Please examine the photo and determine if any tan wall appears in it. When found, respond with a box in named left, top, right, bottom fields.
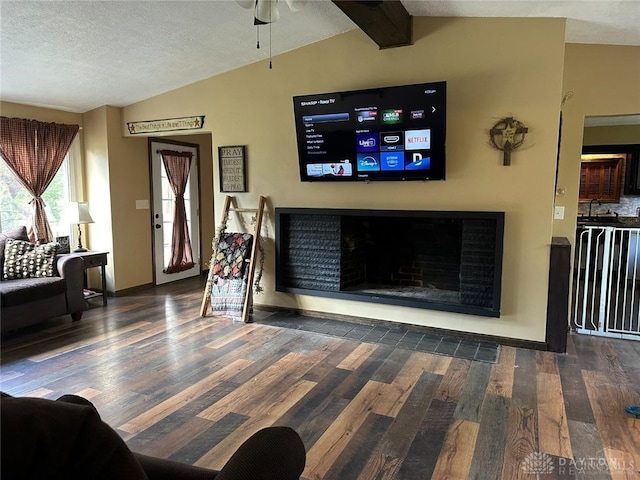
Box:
left=82, top=107, right=116, bottom=290
left=82, top=106, right=155, bottom=293
left=82, top=111, right=216, bottom=292
left=554, top=44, right=640, bottom=242
left=583, top=124, right=640, bottom=146
left=105, top=107, right=153, bottom=291
left=123, top=17, right=567, bottom=342
left=1, top=101, right=83, bottom=125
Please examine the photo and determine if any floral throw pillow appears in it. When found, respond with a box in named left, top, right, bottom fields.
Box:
left=3, top=239, right=59, bottom=280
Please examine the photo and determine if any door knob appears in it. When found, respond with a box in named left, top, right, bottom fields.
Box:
left=155, top=224, right=161, bottom=229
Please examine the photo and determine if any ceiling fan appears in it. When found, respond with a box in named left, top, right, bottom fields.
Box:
left=236, top=0, right=307, bottom=25
left=236, top=0, right=307, bottom=68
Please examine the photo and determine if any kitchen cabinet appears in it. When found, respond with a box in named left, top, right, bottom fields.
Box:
left=579, top=155, right=622, bottom=202
left=582, top=144, right=640, bottom=196
left=629, top=151, right=640, bottom=194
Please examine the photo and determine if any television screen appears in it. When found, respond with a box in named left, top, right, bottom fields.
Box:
left=292, top=81, right=446, bottom=182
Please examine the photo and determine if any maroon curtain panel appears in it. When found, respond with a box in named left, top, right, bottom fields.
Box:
left=160, top=150, right=195, bottom=274
left=0, top=117, right=79, bottom=243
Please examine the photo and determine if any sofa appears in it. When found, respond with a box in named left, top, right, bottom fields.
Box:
left=0, top=226, right=85, bottom=334
left=1, top=392, right=306, bottom=480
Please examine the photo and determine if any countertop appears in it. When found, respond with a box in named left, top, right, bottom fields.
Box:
left=577, top=215, right=640, bottom=227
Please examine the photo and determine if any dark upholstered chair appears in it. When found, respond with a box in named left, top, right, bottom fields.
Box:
left=0, top=392, right=306, bottom=480
left=0, top=226, right=85, bottom=333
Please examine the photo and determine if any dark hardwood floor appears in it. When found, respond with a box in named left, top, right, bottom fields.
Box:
left=1, top=276, right=639, bottom=479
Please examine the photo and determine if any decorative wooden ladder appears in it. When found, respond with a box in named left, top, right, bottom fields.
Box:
left=199, top=195, right=266, bottom=323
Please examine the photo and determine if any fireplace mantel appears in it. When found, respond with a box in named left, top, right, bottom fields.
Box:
left=275, top=208, right=505, bottom=317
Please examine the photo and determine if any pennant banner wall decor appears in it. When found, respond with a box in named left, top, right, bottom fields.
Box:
left=127, top=116, right=205, bottom=134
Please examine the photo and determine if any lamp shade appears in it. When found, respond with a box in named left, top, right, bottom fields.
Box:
left=68, top=202, right=94, bottom=224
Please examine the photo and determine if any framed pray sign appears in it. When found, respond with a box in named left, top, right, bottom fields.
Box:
left=218, top=146, right=247, bottom=192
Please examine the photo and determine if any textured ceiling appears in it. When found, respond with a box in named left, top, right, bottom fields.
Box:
left=1, top=0, right=639, bottom=114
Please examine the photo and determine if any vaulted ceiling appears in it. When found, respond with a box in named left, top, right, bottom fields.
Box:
left=1, top=0, right=639, bottom=113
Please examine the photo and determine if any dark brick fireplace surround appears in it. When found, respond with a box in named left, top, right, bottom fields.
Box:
left=275, top=208, right=505, bottom=317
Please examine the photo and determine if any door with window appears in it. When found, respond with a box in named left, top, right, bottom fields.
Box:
left=150, top=140, right=200, bottom=285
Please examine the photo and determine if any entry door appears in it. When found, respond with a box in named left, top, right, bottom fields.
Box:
left=150, top=140, right=200, bottom=285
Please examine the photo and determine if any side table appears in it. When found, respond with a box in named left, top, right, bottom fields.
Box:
left=67, top=250, right=109, bottom=306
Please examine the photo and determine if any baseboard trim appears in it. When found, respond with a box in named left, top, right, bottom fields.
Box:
left=112, top=282, right=154, bottom=297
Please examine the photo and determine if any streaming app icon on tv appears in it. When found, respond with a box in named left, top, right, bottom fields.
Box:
left=382, top=109, right=403, bottom=124
left=357, top=153, right=380, bottom=172
left=381, top=152, right=404, bottom=171
left=405, top=129, right=431, bottom=150
left=380, top=131, right=404, bottom=151
left=356, top=132, right=379, bottom=153
left=356, top=110, right=377, bottom=123
left=405, top=152, right=431, bottom=170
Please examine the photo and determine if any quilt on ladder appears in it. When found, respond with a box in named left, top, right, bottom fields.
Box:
left=210, top=232, right=254, bottom=320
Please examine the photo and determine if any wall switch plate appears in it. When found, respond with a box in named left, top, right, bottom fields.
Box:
left=136, top=199, right=149, bottom=210
left=554, top=206, right=565, bottom=220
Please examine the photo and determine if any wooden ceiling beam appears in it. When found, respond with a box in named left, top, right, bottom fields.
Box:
left=331, top=0, right=412, bottom=49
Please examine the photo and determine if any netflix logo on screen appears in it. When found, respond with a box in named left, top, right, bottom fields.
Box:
left=405, top=129, right=431, bottom=150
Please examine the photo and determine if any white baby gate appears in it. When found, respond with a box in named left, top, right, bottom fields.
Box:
left=572, top=225, right=640, bottom=339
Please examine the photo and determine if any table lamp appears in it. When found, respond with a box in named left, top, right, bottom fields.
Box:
left=68, top=201, right=94, bottom=252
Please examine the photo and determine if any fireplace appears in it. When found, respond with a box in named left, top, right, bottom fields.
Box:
left=275, top=208, right=505, bottom=317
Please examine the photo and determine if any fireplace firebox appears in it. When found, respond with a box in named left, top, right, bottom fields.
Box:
left=275, top=208, right=505, bottom=317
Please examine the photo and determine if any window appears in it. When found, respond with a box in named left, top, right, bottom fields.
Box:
left=0, top=139, right=77, bottom=238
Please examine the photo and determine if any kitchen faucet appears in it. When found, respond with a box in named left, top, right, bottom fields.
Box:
left=588, top=198, right=601, bottom=218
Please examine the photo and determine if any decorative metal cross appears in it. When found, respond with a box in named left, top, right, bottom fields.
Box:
left=489, top=116, right=529, bottom=165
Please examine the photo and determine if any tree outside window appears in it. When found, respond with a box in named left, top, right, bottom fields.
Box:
left=0, top=154, right=72, bottom=238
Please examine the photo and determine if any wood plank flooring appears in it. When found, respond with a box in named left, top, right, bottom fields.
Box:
left=1, top=276, right=640, bottom=479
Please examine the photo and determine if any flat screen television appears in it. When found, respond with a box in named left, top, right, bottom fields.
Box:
left=292, top=81, right=446, bottom=182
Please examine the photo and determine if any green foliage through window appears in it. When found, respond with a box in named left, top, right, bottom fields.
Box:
left=0, top=157, right=72, bottom=237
